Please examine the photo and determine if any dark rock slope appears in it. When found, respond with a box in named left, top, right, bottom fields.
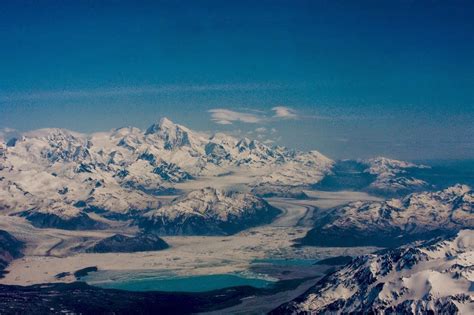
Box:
left=86, top=233, right=169, bottom=253
left=0, top=230, right=23, bottom=278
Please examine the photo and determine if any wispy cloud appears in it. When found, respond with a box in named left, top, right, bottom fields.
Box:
left=208, top=109, right=264, bottom=125
left=272, top=106, right=298, bottom=119
left=0, top=83, right=282, bottom=102
left=208, top=105, right=345, bottom=126
left=209, top=106, right=301, bottom=125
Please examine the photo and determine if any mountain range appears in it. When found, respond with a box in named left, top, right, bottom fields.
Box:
left=301, top=184, right=474, bottom=247
left=0, top=118, right=468, bottom=235
left=0, top=118, right=331, bottom=231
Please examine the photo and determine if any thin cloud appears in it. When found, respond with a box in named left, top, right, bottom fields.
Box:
left=209, top=106, right=337, bottom=126
left=272, top=106, right=298, bottom=119
left=208, top=109, right=263, bottom=125
left=263, top=139, right=275, bottom=144
left=0, top=83, right=282, bottom=102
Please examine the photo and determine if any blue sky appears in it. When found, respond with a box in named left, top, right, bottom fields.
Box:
left=1, top=0, right=473, bottom=160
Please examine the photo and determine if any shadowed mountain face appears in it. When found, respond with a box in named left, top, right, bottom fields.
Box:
left=0, top=230, right=23, bottom=278
left=313, top=160, right=377, bottom=192
left=86, top=233, right=169, bottom=253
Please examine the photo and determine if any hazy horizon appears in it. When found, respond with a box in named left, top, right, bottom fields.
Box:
left=1, top=1, right=473, bottom=160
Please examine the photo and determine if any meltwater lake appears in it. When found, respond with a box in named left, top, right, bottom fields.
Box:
left=82, top=271, right=276, bottom=292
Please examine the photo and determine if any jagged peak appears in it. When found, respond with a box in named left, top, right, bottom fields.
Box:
left=158, top=117, right=174, bottom=127
left=145, top=117, right=187, bottom=135
left=236, top=137, right=252, bottom=148
left=442, top=183, right=471, bottom=195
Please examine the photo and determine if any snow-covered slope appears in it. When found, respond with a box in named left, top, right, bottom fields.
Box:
left=363, top=157, right=431, bottom=195
left=0, top=118, right=331, bottom=229
left=139, top=187, right=281, bottom=235
left=302, top=185, right=474, bottom=247
left=313, top=158, right=433, bottom=197
left=273, top=229, right=474, bottom=314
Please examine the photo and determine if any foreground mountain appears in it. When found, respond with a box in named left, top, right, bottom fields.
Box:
left=139, top=187, right=281, bottom=235
left=0, top=230, right=23, bottom=278
left=0, top=118, right=332, bottom=229
left=301, top=185, right=474, bottom=247
left=273, top=230, right=474, bottom=314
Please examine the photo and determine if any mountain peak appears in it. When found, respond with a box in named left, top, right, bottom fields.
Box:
left=158, top=117, right=174, bottom=128
left=145, top=117, right=179, bottom=135
left=444, top=183, right=471, bottom=195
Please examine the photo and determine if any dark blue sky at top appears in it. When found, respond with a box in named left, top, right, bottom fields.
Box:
left=0, top=0, right=473, bottom=160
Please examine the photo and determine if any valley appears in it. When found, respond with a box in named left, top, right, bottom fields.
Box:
left=0, top=190, right=379, bottom=287
left=0, top=118, right=472, bottom=314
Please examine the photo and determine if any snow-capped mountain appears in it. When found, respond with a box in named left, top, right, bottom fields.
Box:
left=313, top=158, right=433, bottom=197
left=139, top=187, right=281, bottom=235
left=363, top=157, right=431, bottom=195
left=272, top=229, right=474, bottom=314
left=0, top=118, right=332, bottom=229
left=301, top=184, right=474, bottom=247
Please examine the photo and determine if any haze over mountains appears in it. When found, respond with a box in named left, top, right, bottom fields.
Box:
left=0, top=117, right=472, bottom=314
left=0, top=118, right=333, bottom=231
left=1, top=118, right=471, bottom=237
left=302, top=184, right=474, bottom=247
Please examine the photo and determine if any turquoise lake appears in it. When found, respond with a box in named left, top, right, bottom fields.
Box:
left=252, top=258, right=317, bottom=266
left=83, top=272, right=275, bottom=292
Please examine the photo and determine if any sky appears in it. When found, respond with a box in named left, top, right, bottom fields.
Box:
left=1, top=0, right=473, bottom=160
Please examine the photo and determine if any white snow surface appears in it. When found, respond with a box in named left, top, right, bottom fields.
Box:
left=363, top=157, right=431, bottom=192
left=278, top=229, right=474, bottom=314
left=322, top=184, right=474, bottom=234
left=144, top=187, right=270, bottom=221
left=0, top=118, right=332, bottom=220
